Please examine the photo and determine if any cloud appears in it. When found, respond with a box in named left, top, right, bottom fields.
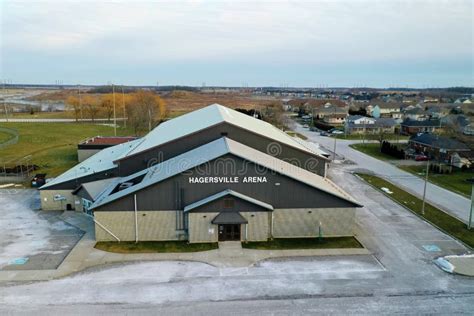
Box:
left=1, top=0, right=472, bottom=86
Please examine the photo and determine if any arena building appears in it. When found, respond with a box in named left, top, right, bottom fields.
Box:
left=40, top=104, right=361, bottom=242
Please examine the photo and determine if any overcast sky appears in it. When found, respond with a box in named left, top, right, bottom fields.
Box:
left=1, top=0, right=472, bottom=87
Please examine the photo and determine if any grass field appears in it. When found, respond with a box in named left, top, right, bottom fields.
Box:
left=0, top=130, right=16, bottom=143
left=95, top=241, right=218, bottom=253
left=357, top=173, right=474, bottom=248
left=399, top=165, right=473, bottom=197
left=349, top=143, right=400, bottom=161
left=0, top=122, right=135, bottom=177
left=242, top=237, right=363, bottom=250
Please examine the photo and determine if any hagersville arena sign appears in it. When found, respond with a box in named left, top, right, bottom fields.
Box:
left=188, top=176, right=268, bottom=184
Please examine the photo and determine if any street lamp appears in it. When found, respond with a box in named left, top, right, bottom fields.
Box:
left=466, top=178, right=474, bottom=230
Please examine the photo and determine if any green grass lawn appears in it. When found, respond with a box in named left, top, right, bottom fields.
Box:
left=242, top=237, right=362, bottom=250
left=399, top=165, right=473, bottom=197
left=0, top=122, right=136, bottom=177
left=349, top=143, right=401, bottom=161
left=95, top=241, right=218, bottom=253
left=0, top=130, right=16, bottom=143
left=357, top=173, right=474, bottom=248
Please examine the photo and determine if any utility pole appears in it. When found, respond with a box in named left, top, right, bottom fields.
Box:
left=112, top=84, right=117, bottom=136
left=421, top=160, right=430, bottom=216
left=78, top=85, right=83, bottom=121
left=332, top=106, right=337, bottom=161
left=2, top=80, right=8, bottom=122
left=121, top=85, right=126, bottom=128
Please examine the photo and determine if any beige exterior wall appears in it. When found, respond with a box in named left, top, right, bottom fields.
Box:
left=188, top=212, right=219, bottom=243
left=241, top=212, right=270, bottom=241
left=94, top=210, right=179, bottom=242
left=273, top=208, right=355, bottom=238
left=74, top=196, right=84, bottom=212
left=40, top=190, right=75, bottom=211
left=94, top=208, right=354, bottom=242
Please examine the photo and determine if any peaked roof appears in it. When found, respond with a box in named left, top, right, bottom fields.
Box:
left=117, top=104, right=326, bottom=161
left=72, top=178, right=117, bottom=201
left=183, top=189, right=274, bottom=212
left=401, top=119, right=441, bottom=127
left=212, top=212, right=248, bottom=225
left=40, top=138, right=142, bottom=189
left=409, top=133, right=470, bottom=150
left=91, top=137, right=361, bottom=210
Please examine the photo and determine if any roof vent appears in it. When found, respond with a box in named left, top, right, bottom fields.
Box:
left=118, top=182, right=134, bottom=191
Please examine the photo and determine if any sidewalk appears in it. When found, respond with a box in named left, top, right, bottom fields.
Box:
left=0, top=212, right=369, bottom=283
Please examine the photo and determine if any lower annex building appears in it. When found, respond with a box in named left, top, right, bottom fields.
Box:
left=40, top=104, right=361, bottom=243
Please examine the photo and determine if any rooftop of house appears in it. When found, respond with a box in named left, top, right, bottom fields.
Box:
left=401, top=119, right=441, bottom=127
left=409, top=133, right=470, bottom=151
left=79, top=136, right=139, bottom=146
left=368, top=101, right=403, bottom=109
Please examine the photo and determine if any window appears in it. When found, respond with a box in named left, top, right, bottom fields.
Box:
left=223, top=198, right=234, bottom=208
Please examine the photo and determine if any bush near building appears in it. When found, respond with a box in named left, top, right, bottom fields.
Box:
left=381, top=140, right=406, bottom=159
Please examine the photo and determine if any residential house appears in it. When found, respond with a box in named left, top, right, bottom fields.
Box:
left=441, top=115, right=471, bottom=134
left=345, top=115, right=396, bottom=135
left=401, top=119, right=442, bottom=135
left=403, top=107, right=428, bottom=121
left=310, top=101, right=349, bottom=125
left=408, top=133, right=471, bottom=167
left=366, top=101, right=402, bottom=119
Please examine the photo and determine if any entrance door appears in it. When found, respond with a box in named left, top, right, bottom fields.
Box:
left=218, top=224, right=241, bottom=241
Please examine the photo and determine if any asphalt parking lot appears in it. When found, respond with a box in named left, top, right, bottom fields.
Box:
left=0, top=189, right=84, bottom=270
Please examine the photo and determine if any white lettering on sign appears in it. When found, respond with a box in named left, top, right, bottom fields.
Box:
left=188, top=176, right=267, bottom=184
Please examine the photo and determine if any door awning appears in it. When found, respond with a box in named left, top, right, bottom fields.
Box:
left=212, top=212, right=248, bottom=225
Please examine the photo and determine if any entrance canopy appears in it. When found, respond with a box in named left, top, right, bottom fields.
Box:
left=212, top=212, right=248, bottom=225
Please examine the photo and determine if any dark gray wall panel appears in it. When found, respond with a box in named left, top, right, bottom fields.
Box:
left=97, top=155, right=354, bottom=212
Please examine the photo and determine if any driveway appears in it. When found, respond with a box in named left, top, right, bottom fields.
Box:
left=295, top=124, right=472, bottom=223
left=0, top=189, right=84, bottom=270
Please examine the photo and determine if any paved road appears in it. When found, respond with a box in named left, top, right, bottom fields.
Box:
left=1, top=165, right=472, bottom=313
left=295, top=124, right=472, bottom=224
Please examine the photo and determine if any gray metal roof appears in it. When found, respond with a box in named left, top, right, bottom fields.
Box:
left=117, top=104, right=327, bottom=161
left=76, top=178, right=118, bottom=201
left=409, top=133, right=470, bottom=151
left=183, top=189, right=274, bottom=212
left=212, top=212, right=248, bottom=224
left=91, top=137, right=361, bottom=210
left=40, top=139, right=142, bottom=189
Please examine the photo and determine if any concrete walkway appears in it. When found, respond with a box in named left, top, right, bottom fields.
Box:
left=0, top=212, right=369, bottom=282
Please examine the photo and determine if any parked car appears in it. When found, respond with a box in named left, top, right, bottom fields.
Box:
left=31, top=173, right=46, bottom=187
left=415, top=155, right=429, bottom=161
left=320, top=131, right=330, bottom=136
left=331, top=130, right=344, bottom=135
left=302, top=124, right=309, bottom=129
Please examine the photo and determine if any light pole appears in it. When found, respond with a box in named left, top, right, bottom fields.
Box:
left=121, top=85, right=126, bottom=128
left=2, top=80, right=8, bottom=122
left=112, top=84, right=117, bottom=136
left=421, top=159, right=430, bottom=216
left=332, top=106, right=337, bottom=161
left=466, top=178, right=474, bottom=230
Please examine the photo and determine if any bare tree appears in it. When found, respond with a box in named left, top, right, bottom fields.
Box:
left=126, top=90, right=166, bottom=134
left=83, top=95, right=100, bottom=122
left=65, top=95, right=81, bottom=122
